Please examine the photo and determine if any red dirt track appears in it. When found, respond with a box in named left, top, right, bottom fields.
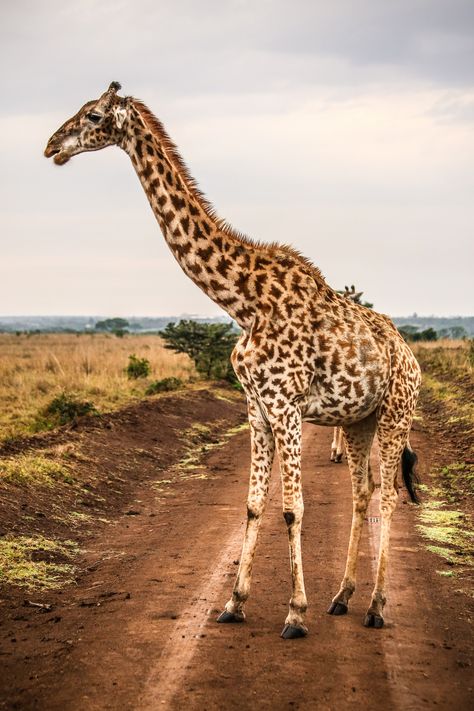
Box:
left=1, top=395, right=473, bottom=710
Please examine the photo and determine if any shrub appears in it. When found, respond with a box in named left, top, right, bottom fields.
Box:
left=126, top=354, right=151, bottom=379
left=145, top=377, right=183, bottom=395
left=112, top=328, right=127, bottom=338
left=37, top=392, right=97, bottom=429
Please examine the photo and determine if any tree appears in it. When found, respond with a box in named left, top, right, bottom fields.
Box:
left=449, top=326, right=467, bottom=340
left=418, top=327, right=438, bottom=342
left=161, top=320, right=239, bottom=381
left=398, top=326, right=438, bottom=342
left=95, top=317, right=130, bottom=334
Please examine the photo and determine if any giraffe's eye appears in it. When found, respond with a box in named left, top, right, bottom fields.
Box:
left=86, top=112, right=102, bottom=124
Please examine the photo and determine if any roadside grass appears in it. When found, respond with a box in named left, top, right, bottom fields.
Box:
left=177, top=420, right=249, bottom=473
left=0, top=391, right=246, bottom=589
left=413, top=339, right=474, bottom=589
left=412, top=339, right=473, bottom=376
left=440, top=462, right=474, bottom=496
left=417, top=497, right=474, bottom=576
left=0, top=453, right=73, bottom=486
left=0, top=534, right=78, bottom=590
left=0, top=440, right=95, bottom=487
left=0, top=332, right=195, bottom=441
left=154, top=420, right=249, bottom=493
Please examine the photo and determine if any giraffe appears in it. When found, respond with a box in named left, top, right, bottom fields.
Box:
left=330, top=285, right=366, bottom=463
left=44, top=82, right=421, bottom=638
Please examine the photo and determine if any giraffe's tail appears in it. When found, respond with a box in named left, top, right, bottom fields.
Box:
left=401, top=445, right=420, bottom=504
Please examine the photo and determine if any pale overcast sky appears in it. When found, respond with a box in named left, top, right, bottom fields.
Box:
left=1, top=0, right=473, bottom=317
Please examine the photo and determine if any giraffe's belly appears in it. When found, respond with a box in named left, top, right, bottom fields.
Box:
left=301, top=403, right=377, bottom=427
left=301, top=374, right=386, bottom=426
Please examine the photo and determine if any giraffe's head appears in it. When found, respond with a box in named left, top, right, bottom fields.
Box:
left=44, top=82, right=128, bottom=165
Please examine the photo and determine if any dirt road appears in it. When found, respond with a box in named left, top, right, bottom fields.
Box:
left=1, top=394, right=473, bottom=710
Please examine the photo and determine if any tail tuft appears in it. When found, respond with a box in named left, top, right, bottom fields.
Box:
left=401, top=447, right=420, bottom=504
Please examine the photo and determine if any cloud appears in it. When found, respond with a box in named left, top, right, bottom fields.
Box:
left=0, top=0, right=473, bottom=316
left=2, top=0, right=474, bottom=114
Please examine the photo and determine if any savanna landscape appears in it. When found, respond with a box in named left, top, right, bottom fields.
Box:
left=2, top=3, right=474, bottom=709
left=0, top=331, right=472, bottom=709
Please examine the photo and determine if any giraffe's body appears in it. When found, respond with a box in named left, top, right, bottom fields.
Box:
left=45, top=83, right=421, bottom=636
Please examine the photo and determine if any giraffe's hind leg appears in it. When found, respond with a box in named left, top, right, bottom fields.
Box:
left=363, top=346, right=421, bottom=628
left=335, top=426, right=344, bottom=463
left=330, top=427, right=344, bottom=463
left=328, top=414, right=376, bottom=616
left=363, top=425, right=409, bottom=629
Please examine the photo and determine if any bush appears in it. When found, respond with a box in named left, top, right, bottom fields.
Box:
left=145, top=377, right=183, bottom=395
left=38, top=392, right=97, bottom=429
left=160, top=320, right=239, bottom=382
left=126, top=354, right=151, bottom=379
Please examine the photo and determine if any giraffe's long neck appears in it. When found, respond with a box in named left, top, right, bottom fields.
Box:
left=119, top=101, right=261, bottom=329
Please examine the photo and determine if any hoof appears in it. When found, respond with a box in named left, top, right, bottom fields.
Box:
left=280, top=623, right=308, bottom=639
left=335, top=455, right=343, bottom=463
left=217, top=610, right=244, bottom=624
left=327, top=601, right=348, bottom=616
left=363, top=613, right=384, bottom=629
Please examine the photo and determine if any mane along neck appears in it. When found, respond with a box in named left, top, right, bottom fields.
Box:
left=121, top=99, right=326, bottom=330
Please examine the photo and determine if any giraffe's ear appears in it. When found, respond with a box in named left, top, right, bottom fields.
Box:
left=113, top=106, right=127, bottom=129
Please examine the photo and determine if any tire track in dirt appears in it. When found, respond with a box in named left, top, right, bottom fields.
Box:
left=136, top=480, right=268, bottom=710
left=137, top=428, right=307, bottom=710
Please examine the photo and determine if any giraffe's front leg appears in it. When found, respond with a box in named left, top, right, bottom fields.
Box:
left=273, top=410, right=308, bottom=639
left=217, top=404, right=274, bottom=624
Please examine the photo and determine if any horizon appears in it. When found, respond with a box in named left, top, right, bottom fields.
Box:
left=1, top=312, right=473, bottom=320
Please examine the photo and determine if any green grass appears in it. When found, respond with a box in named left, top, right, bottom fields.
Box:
left=152, top=419, right=249, bottom=492
left=145, top=377, right=183, bottom=395
left=440, top=462, right=474, bottom=495
left=0, top=534, right=78, bottom=589
left=417, top=497, right=474, bottom=568
left=0, top=454, right=74, bottom=486
left=176, top=420, right=249, bottom=472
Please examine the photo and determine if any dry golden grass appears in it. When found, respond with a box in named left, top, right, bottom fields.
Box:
left=412, top=338, right=469, bottom=351
left=0, top=333, right=195, bottom=440
left=412, top=339, right=473, bottom=375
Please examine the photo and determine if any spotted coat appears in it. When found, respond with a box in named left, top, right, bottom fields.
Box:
left=45, top=83, right=422, bottom=635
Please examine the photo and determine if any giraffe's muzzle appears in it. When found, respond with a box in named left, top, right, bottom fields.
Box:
left=44, top=143, right=71, bottom=165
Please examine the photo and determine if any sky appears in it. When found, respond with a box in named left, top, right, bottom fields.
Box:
left=0, top=0, right=473, bottom=318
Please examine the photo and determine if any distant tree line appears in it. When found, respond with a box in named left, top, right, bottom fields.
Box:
left=398, top=325, right=469, bottom=342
